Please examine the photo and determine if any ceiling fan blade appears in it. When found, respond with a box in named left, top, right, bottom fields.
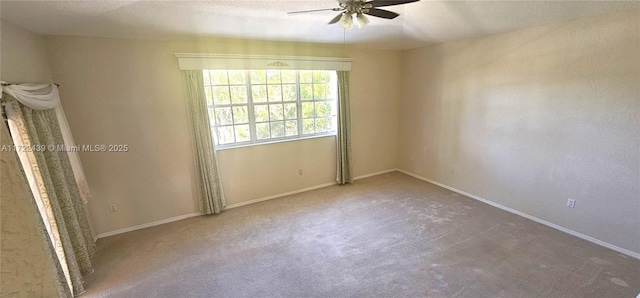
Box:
left=287, top=8, right=341, bottom=15
left=364, top=8, right=399, bottom=19
left=366, top=0, right=420, bottom=8
left=328, top=13, right=343, bottom=24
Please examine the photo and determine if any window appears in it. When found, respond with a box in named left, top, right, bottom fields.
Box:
left=203, top=69, right=337, bottom=148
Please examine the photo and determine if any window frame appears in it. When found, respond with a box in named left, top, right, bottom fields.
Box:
left=203, top=69, right=338, bottom=149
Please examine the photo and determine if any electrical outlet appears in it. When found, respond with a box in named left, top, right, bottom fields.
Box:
left=298, top=169, right=303, bottom=175
left=109, top=204, right=118, bottom=212
left=566, top=199, right=576, bottom=208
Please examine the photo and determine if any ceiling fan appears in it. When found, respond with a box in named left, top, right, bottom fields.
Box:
left=287, top=0, right=420, bottom=30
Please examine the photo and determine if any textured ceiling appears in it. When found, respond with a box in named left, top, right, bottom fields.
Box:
left=1, top=1, right=638, bottom=50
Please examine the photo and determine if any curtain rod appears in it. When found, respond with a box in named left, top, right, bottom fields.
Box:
left=1, top=83, right=60, bottom=87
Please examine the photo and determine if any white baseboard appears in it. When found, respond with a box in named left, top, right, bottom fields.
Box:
left=396, top=169, right=640, bottom=260
left=226, top=182, right=338, bottom=209
left=96, top=213, right=201, bottom=239
left=354, top=168, right=398, bottom=180
left=226, top=168, right=398, bottom=209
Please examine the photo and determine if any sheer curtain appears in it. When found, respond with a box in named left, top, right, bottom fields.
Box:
left=336, top=71, right=353, bottom=184
left=1, top=83, right=95, bottom=296
left=182, top=71, right=226, bottom=214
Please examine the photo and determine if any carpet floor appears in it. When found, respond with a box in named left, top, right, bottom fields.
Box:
left=82, top=172, right=640, bottom=297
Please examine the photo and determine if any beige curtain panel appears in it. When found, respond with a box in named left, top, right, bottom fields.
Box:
left=0, top=115, right=72, bottom=298
left=182, top=70, right=226, bottom=214
left=2, top=95, right=96, bottom=296
left=336, top=71, right=353, bottom=184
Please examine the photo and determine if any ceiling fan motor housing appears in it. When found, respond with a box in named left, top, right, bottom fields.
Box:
left=340, top=1, right=374, bottom=15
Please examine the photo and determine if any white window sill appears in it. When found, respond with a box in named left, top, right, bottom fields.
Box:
left=215, top=133, right=336, bottom=151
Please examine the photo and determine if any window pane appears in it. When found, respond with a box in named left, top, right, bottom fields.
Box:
left=300, top=84, right=313, bottom=100
left=208, top=108, right=216, bottom=125
left=212, top=86, right=230, bottom=105
left=214, top=107, right=233, bottom=125
left=330, top=115, right=337, bottom=131
left=252, top=85, right=267, bottom=103
left=228, top=70, right=246, bottom=84
left=285, top=120, right=298, bottom=136
left=315, top=117, right=330, bottom=132
left=303, top=119, right=315, bottom=134
left=313, top=71, right=330, bottom=83
left=256, top=123, right=270, bottom=140
left=284, top=103, right=297, bottom=120
left=235, top=124, right=250, bottom=142
left=282, top=84, right=296, bottom=101
left=269, top=104, right=284, bottom=121
left=325, top=83, right=335, bottom=99
left=230, top=86, right=247, bottom=103
left=203, top=70, right=211, bottom=85
left=302, top=102, right=314, bottom=118
left=205, top=87, right=213, bottom=105
left=233, top=106, right=248, bottom=124
left=250, top=70, right=266, bottom=84
left=254, top=105, right=269, bottom=122
left=210, top=70, right=228, bottom=85
left=267, top=70, right=281, bottom=84
left=315, top=102, right=331, bottom=117
left=281, top=70, right=296, bottom=83
left=300, top=71, right=313, bottom=83
left=271, top=121, right=285, bottom=138
left=216, top=126, right=234, bottom=144
left=268, top=85, right=282, bottom=102
left=313, top=84, right=326, bottom=99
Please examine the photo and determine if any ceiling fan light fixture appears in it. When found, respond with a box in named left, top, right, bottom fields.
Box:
left=356, top=13, right=370, bottom=28
left=339, top=12, right=354, bottom=30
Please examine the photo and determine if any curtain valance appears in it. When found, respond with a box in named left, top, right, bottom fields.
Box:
left=175, top=53, right=352, bottom=71
left=1, top=82, right=60, bottom=110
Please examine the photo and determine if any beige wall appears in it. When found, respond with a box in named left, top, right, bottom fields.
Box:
left=45, top=36, right=401, bottom=235
left=0, top=20, right=52, bottom=83
left=399, top=9, right=640, bottom=254
left=0, top=20, right=59, bottom=297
